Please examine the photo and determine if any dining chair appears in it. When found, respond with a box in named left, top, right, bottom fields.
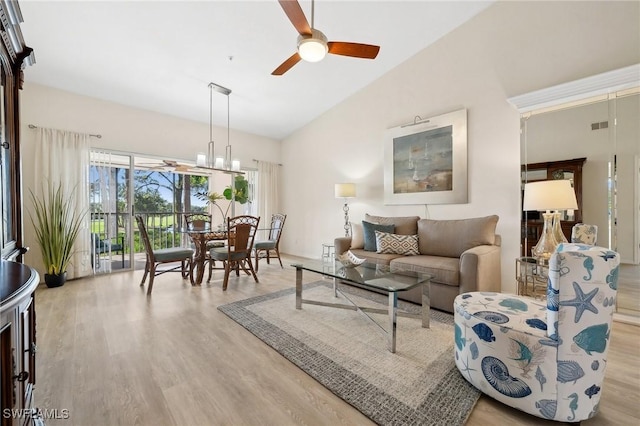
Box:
left=208, top=215, right=260, bottom=290
left=254, top=213, right=287, bottom=272
left=184, top=212, right=212, bottom=231
left=135, top=215, right=194, bottom=295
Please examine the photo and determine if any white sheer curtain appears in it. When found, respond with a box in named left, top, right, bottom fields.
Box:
left=33, top=128, right=92, bottom=279
left=255, top=161, right=281, bottom=226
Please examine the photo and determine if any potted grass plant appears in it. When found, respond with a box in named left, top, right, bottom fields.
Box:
left=29, top=182, right=86, bottom=288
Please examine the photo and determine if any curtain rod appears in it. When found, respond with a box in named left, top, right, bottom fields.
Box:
left=28, top=124, right=102, bottom=139
left=252, top=159, right=282, bottom=166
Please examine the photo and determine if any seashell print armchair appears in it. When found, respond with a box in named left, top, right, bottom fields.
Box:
left=571, top=223, right=598, bottom=245
left=453, top=243, right=619, bottom=422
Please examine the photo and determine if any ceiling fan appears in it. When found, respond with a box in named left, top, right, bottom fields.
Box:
left=272, top=0, right=380, bottom=75
left=139, top=159, right=193, bottom=173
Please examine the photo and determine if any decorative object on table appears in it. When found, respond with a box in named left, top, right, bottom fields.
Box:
left=271, top=0, right=380, bottom=75
left=522, top=179, right=578, bottom=263
left=219, top=281, right=479, bottom=425
left=384, top=108, right=467, bottom=205
left=454, top=244, right=620, bottom=422
left=135, top=215, right=193, bottom=295
left=196, top=175, right=250, bottom=225
left=195, top=192, right=227, bottom=224
left=29, top=182, right=87, bottom=288
left=334, top=182, right=355, bottom=237
left=254, top=213, right=287, bottom=271
left=337, top=250, right=365, bottom=267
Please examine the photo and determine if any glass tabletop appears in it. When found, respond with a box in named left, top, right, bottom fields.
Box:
left=291, top=259, right=430, bottom=293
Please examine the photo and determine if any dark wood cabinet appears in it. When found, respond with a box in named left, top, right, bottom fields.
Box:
left=521, top=157, right=586, bottom=256
left=0, top=1, right=37, bottom=424
left=0, top=0, right=34, bottom=261
left=0, top=260, right=39, bottom=426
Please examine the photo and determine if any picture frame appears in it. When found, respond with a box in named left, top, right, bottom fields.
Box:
left=384, top=108, right=467, bottom=205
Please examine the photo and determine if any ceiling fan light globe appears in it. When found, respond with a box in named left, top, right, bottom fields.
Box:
left=297, top=29, right=328, bottom=62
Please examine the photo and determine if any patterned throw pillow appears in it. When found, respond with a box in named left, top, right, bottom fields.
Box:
left=375, top=231, right=419, bottom=255
left=362, top=221, right=395, bottom=251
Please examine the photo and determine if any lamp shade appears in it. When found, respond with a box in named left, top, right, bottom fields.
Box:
left=523, top=180, right=578, bottom=211
left=335, top=183, right=356, bottom=198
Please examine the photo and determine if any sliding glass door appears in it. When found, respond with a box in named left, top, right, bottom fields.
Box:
left=89, top=150, right=212, bottom=274
left=90, top=151, right=133, bottom=273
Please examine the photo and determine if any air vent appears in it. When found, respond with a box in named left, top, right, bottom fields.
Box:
left=591, top=121, right=609, bottom=130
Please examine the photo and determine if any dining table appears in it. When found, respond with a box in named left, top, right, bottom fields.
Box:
left=179, top=223, right=271, bottom=286
left=179, top=227, right=228, bottom=285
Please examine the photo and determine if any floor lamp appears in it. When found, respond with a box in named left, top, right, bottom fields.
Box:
left=523, top=179, right=578, bottom=264
left=335, top=183, right=356, bottom=237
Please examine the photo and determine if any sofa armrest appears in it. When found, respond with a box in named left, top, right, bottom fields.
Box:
left=334, top=237, right=352, bottom=257
left=459, top=244, right=501, bottom=294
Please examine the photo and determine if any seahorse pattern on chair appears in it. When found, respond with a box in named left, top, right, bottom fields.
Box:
left=454, top=243, right=619, bottom=422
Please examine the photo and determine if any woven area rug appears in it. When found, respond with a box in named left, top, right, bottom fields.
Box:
left=218, top=281, right=480, bottom=425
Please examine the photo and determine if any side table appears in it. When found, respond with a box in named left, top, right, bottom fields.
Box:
left=515, top=257, right=548, bottom=299
left=321, top=243, right=335, bottom=263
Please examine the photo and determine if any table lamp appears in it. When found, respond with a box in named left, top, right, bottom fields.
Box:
left=335, top=183, right=356, bottom=237
left=523, top=180, right=578, bottom=263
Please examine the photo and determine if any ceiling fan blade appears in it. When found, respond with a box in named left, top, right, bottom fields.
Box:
left=327, top=42, right=380, bottom=59
left=272, top=52, right=302, bottom=76
left=278, top=0, right=311, bottom=35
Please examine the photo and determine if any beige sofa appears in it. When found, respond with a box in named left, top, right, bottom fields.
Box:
left=334, top=214, right=501, bottom=313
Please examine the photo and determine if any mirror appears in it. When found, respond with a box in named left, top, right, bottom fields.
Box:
left=521, top=89, right=640, bottom=321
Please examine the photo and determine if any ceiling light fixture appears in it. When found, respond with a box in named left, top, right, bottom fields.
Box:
left=197, top=82, right=239, bottom=172
left=298, top=29, right=328, bottom=62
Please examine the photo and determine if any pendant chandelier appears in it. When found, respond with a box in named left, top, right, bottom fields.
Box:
left=196, top=82, right=240, bottom=171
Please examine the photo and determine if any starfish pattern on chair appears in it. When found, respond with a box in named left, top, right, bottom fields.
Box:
left=559, top=281, right=599, bottom=322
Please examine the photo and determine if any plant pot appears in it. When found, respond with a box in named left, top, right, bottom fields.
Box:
left=44, top=272, right=67, bottom=288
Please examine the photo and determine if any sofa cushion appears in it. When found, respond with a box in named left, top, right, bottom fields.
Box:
left=375, top=231, right=419, bottom=255
left=391, top=255, right=460, bottom=286
left=350, top=222, right=364, bottom=249
left=418, top=215, right=498, bottom=258
left=362, top=221, right=394, bottom=251
left=365, top=213, right=419, bottom=235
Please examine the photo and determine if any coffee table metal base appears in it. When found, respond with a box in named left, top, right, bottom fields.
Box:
left=295, top=267, right=430, bottom=353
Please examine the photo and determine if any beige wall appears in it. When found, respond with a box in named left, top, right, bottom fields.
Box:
left=280, top=0, right=640, bottom=292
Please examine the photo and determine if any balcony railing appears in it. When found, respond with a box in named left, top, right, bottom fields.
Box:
left=90, top=211, right=202, bottom=257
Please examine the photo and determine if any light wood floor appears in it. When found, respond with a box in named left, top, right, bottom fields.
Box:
left=35, top=255, right=640, bottom=425
left=618, top=264, right=640, bottom=318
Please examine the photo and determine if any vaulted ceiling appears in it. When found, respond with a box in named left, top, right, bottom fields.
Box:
left=20, top=1, right=493, bottom=140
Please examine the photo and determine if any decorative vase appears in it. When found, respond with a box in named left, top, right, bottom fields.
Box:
left=44, top=271, right=67, bottom=288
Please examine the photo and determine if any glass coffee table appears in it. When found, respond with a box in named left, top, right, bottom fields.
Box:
left=291, top=259, right=431, bottom=353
